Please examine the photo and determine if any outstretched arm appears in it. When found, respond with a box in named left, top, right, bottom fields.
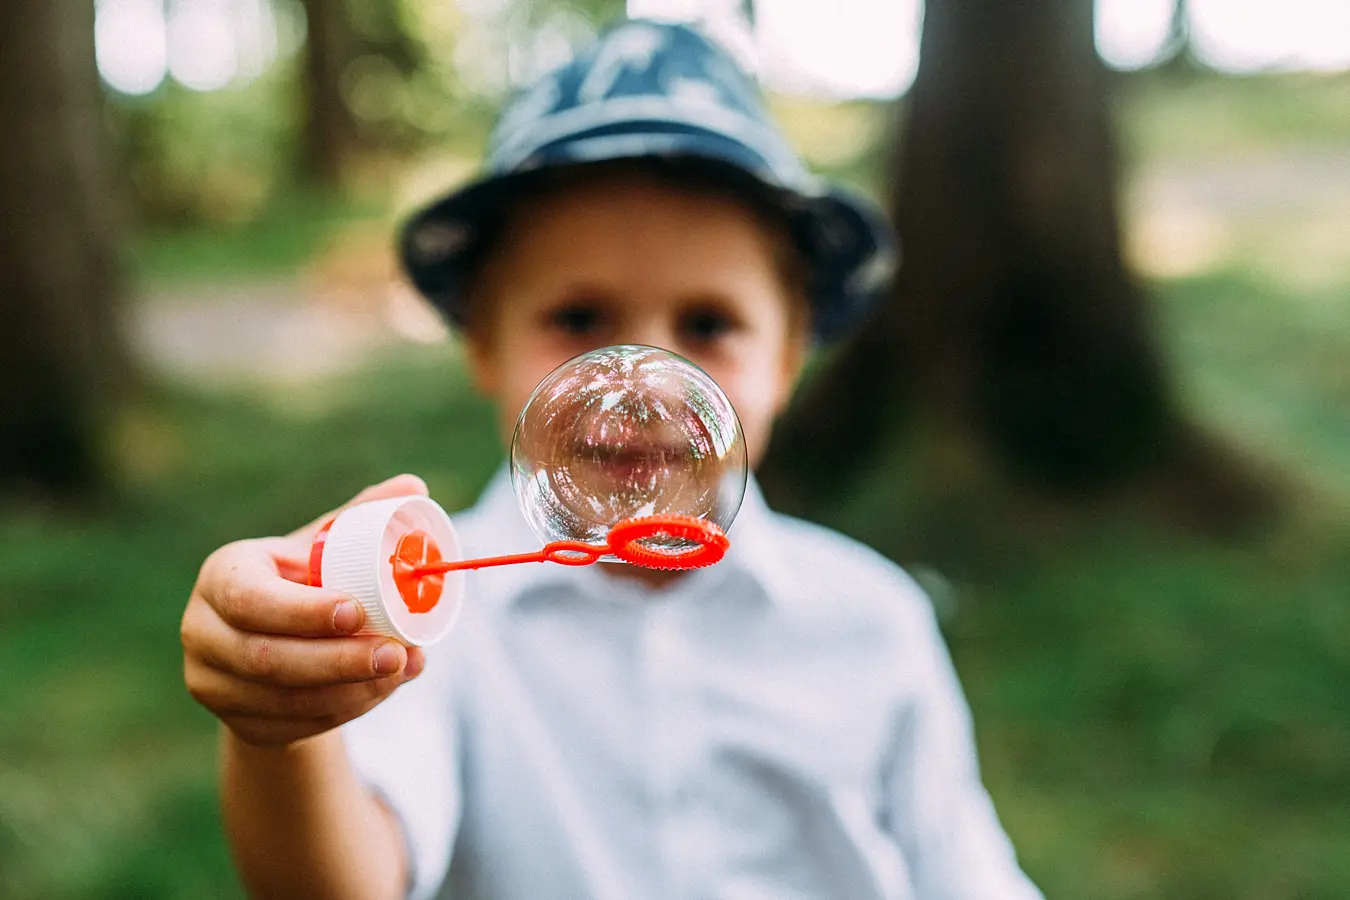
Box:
left=183, top=476, right=433, bottom=899
left=223, top=730, right=409, bottom=900
left=882, top=605, right=1043, bottom=900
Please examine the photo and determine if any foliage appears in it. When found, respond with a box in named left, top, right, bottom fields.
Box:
left=104, top=0, right=629, bottom=228
left=109, top=64, right=304, bottom=226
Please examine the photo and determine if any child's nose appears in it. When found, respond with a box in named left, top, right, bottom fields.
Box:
left=616, top=320, right=675, bottom=353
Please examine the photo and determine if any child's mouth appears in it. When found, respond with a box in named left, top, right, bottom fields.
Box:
left=575, top=442, right=697, bottom=484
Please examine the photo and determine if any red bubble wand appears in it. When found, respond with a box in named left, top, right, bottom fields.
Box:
left=310, top=513, right=728, bottom=617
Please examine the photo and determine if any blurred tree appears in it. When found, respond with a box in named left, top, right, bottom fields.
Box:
left=0, top=0, right=130, bottom=498
left=299, top=0, right=365, bottom=185
left=762, top=0, right=1272, bottom=529
left=297, top=0, right=625, bottom=186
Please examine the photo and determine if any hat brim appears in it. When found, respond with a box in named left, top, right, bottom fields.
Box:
left=399, top=146, right=896, bottom=342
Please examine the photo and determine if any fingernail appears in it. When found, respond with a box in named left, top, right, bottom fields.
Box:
left=404, top=649, right=426, bottom=679
left=373, top=642, right=403, bottom=676
left=333, top=600, right=362, bottom=634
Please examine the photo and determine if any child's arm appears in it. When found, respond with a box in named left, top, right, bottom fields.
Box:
left=181, top=475, right=431, bottom=899
left=883, top=603, right=1044, bottom=900
left=222, top=729, right=408, bottom=900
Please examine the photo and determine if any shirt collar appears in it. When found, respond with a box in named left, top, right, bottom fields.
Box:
left=454, top=466, right=789, bottom=607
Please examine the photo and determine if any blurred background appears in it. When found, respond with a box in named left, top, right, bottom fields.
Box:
left=1, top=0, right=1348, bottom=897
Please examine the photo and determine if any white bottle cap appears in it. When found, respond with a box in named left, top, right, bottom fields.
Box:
left=320, top=496, right=464, bottom=646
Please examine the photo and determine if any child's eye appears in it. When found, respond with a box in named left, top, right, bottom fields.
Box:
left=548, top=305, right=603, bottom=335
left=680, top=308, right=736, bottom=342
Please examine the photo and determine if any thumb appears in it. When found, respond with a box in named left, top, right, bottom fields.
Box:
left=288, top=473, right=430, bottom=543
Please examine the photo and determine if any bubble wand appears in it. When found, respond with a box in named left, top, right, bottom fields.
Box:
left=308, top=511, right=728, bottom=620
left=307, top=346, right=745, bottom=647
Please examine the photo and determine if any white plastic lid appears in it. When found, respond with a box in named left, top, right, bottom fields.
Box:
left=320, top=496, right=464, bottom=646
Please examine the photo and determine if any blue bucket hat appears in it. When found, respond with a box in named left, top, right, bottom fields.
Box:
left=399, top=19, right=897, bottom=342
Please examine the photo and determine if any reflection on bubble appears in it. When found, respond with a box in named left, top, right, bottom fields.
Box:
left=510, top=345, right=747, bottom=551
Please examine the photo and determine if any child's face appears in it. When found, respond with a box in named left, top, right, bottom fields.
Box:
left=464, top=171, right=809, bottom=469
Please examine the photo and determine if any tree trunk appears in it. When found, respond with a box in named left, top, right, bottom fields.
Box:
left=0, top=0, right=130, bottom=498
left=299, top=0, right=363, bottom=186
left=762, top=0, right=1184, bottom=508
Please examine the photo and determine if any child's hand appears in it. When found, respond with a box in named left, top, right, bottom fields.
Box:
left=181, top=475, right=430, bottom=747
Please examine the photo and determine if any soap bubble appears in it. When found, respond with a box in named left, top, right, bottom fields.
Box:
left=510, top=345, right=747, bottom=552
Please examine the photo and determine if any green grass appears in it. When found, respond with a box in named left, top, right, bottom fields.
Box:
left=0, top=348, right=500, bottom=900
left=1118, top=70, right=1350, bottom=161
left=811, top=253, right=1350, bottom=897
left=129, top=190, right=390, bottom=286
left=956, top=517, right=1350, bottom=900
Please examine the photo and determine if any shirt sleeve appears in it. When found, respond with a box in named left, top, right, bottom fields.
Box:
left=882, top=602, right=1043, bottom=900
left=342, top=661, right=461, bottom=900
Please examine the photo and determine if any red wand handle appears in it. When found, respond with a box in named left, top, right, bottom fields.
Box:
left=404, top=514, right=728, bottom=581
left=414, top=540, right=609, bottom=574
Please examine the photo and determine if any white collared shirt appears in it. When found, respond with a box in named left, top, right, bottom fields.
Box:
left=343, top=472, right=1042, bottom=900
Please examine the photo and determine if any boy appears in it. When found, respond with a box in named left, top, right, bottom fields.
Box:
left=180, top=20, right=1043, bottom=900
